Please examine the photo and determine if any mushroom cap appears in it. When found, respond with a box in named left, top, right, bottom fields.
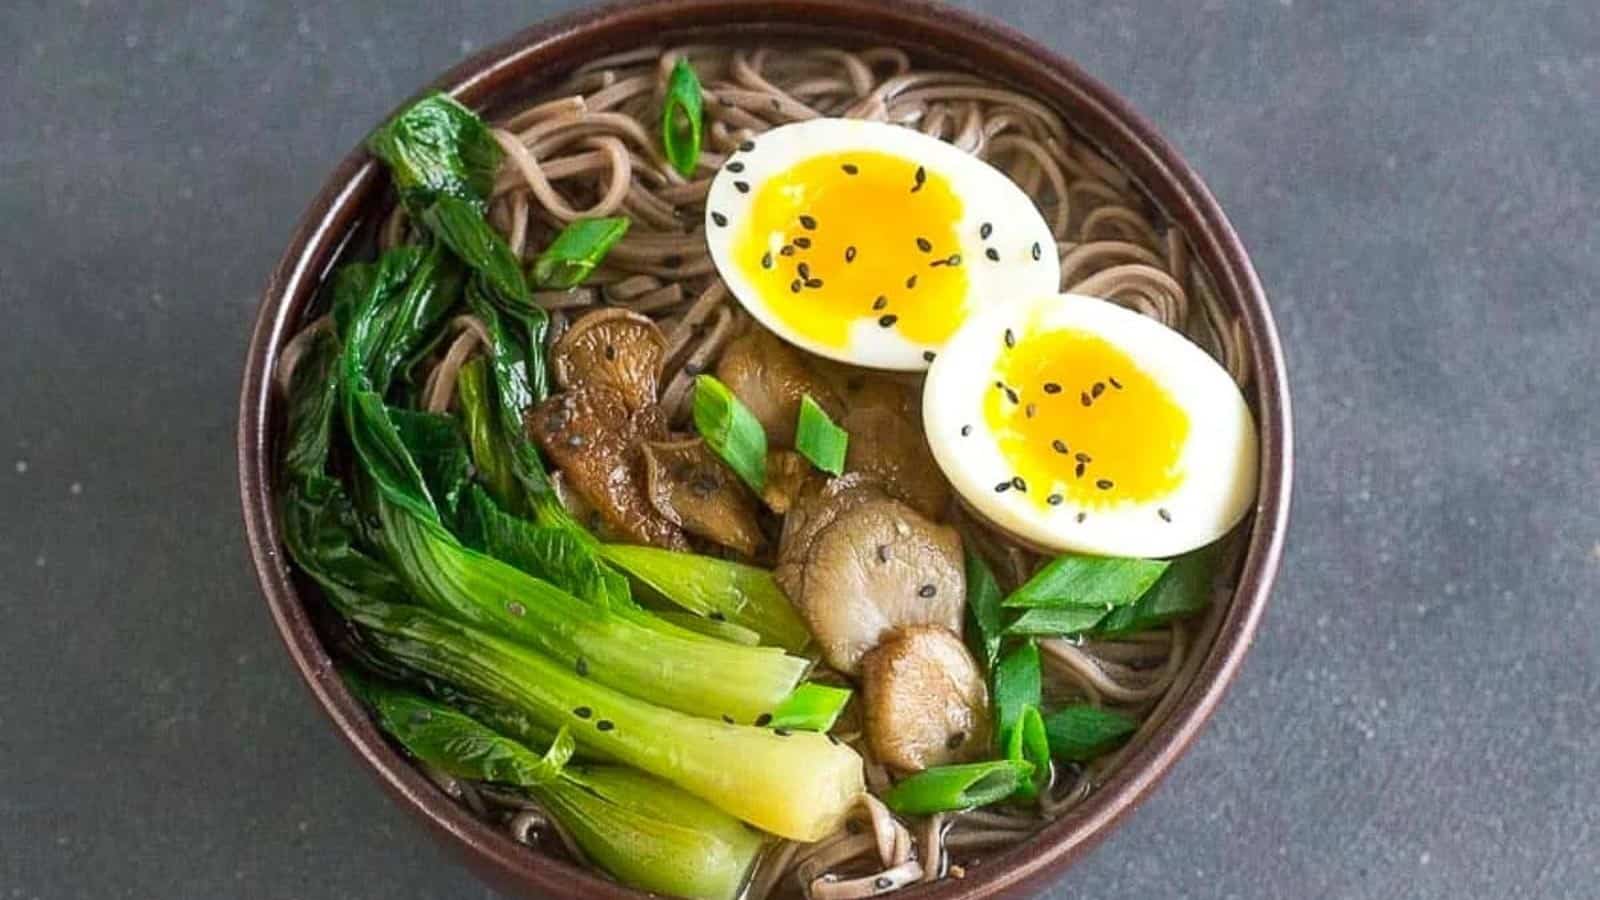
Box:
left=552, top=308, right=668, bottom=413
left=841, top=404, right=951, bottom=520
left=862, top=625, right=992, bottom=772
left=641, top=437, right=767, bottom=557
left=714, top=329, right=844, bottom=448
left=775, top=476, right=965, bottom=674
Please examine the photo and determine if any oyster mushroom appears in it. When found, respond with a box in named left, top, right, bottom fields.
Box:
left=641, top=437, right=767, bottom=557
left=840, top=404, right=951, bottom=520
left=760, top=449, right=818, bottom=515
left=551, top=308, right=668, bottom=413
left=861, top=626, right=991, bottom=771
left=714, top=329, right=843, bottom=447
left=528, top=385, right=689, bottom=550
left=775, top=476, right=965, bottom=675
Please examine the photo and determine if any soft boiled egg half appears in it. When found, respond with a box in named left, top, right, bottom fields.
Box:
left=704, top=118, right=1060, bottom=371
left=923, top=294, right=1258, bottom=558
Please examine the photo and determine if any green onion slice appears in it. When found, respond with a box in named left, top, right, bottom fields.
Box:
left=1002, top=553, right=1169, bottom=610
left=992, top=640, right=1041, bottom=741
left=692, top=375, right=767, bottom=492
left=1004, top=606, right=1109, bottom=637
left=661, top=59, right=704, bottom=177
left=1003, top=705, right=1051, bottom=801
left=794, top=395, right=848, bottom=475
left=531, top=217, right=631, bottom=289
left=768, top=683, right=852, bottom=732
left=882, top=760, right=1033, bottom=816
left=963, top=547, right=1005, bottom=672
left=1042, top=704, right=1138, bottom=761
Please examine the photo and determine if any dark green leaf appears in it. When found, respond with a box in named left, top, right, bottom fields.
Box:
left=1003, top=705, right=1051, bottom=801
left=963, top=548, right=1004, bottom=673
left=881, top=760, right=1032, bottom=816
left=767, top=683, right=852, bottom=732
left=419, top=195, right=528, bottom=304
left=456, top=356, right=520, bottom=512
left=991, top=640, right=1040, bottom=745
left=1004, top=606, right=1108, bottom=637
left=692, top=375, right=767, bottom=492
left=1042, top=705, right=1138, bottom=761
left=531, top=218, right=630, bottom=289
left=466, top=486, right=631, bottom=609
left=660, top=59, right=703, bottom=177
left=367, top=93, right=501, bottom=212
left=1092, top=544, right=1222, bottom=637
left=1003, top=553, right=1169, bottom=610
left=281, top=326, right=341, bottom=485
left=794, top=395, right=847, bottom=475
left=390, top=409, right=472, bottom=525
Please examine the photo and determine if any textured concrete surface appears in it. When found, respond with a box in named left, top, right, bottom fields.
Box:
left=1, top=1, right=1596, bottom=898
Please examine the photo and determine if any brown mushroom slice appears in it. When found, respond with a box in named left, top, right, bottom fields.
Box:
left=775, top=477, right=965, bottom=674
left=760, top=449, right=818, bottom=515
left=551, top=308, right=668, bottom=413
left=641, top=437, right=766, bottom=557
left=861, top=626, right=991, bottom=772
left=811, top=360, right=921, bottom=421
left=714, top=329, right=843, bottom=447
left=527, top=385, right=690, bottom=550
left=840, top=405, right=951, bottom=520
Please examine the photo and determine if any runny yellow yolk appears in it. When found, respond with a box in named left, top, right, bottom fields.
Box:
left=982, top=326, right=1189, bottom=508
left=733, top=151, right=969, bottom=349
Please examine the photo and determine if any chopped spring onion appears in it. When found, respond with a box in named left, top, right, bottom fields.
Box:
left=991, top=640, right=1041, bottom=744
left=768, top=683, right=853, bottom=732
left=660, top=58, right=703, bottom=176
left=1003, top=705, right=1051, bottom=801
left=1002, top=553, right=1169, bottom=610
left=1042, top=705, right=1138, bottom=761
left=1004, top=606, right=1108, bottom=637
left=963, top=547, right=1005, bottom=672
left=532, top=217, right=630, bottom=289
left=1093, top=543, right=1221, bottom=637
left=794, top=394, right=848, bottom=475
left=882, top=760, right=1033, bottom=816
left=692, top=375, right=767, bottom=492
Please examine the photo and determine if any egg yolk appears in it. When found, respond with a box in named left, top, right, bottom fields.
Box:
left=733, top=151, right=969, bottom=350
left=982, top=326, right=1189, bottom=509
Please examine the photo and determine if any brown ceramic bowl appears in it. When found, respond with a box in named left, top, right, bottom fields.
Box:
left=237, top=1, right=1292, bottom=897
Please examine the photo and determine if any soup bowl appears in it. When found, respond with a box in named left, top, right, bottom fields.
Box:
left=237, top=1, right=1292, bottom=897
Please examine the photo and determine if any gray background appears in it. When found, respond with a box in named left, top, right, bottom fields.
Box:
left=2, top=0, right=1595, bottom=897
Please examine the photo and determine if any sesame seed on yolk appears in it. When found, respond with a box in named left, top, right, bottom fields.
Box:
left=733, top=150, right=968, bottom=349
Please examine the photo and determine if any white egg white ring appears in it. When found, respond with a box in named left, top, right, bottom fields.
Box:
left=704, top=118, right=1061, bottom=371
left=923, top=293, right=1259, bottom=558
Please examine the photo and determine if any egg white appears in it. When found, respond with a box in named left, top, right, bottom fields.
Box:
left=704, top=118, right=1060, bottom=371
left=922, top=293, right=1259, bottom=558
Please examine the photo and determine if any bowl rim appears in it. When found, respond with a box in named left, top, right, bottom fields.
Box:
left=236, top=1, right=1293, bottom=898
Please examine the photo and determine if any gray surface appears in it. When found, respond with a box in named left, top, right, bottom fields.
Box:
left=1, top=1, right=1595, bottom=897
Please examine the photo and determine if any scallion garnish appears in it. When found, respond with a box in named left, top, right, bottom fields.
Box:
left=1003, top=606, right=1108, bottom=637
left=1001, top=553, right=1169, bottom=610
left=768, top=683, right=853, bottom=732
left=531, top=217, right=631, bottom=289
left=1042, top=704, right=1138, bottom=761
left=661, top=58, right=703, bottom=177
left=692, top=375, right=767, bottom=492
left=794, top=394, right=847, bottom=475
left=882, top=760, right=1033, bottom=816
left=1003, top=705, right=1051, bottom=801
left=992, top=640, right=1041, bottom=740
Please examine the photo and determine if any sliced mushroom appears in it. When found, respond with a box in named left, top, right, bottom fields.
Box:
left=776, top=476, right=965, bottom=674
left=862, top=626, right=991, bottom=772
left=811, top=359, right=922, bottom=420
left=527, top=385, right=689, bottom=550
left=641, top=437, right=766, bottom=557
left=551, top=308, right=668, bottom=413
left=760, top=449, right=818, bottom=515
left=840, top=405, right=951, bottom=520
left=714, top=329, right=844, bottom=447
left=550, top=471, right=622, bottom=541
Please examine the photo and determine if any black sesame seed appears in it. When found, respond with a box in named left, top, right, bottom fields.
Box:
left=872, top=295, right=888, bottom=311
left=980, top=222, right=993, bottom=239
left=573, top=706, right=592, bottom=718
left=846, top=820, right=862, bottom=835
left=761, top=251, right=773, bottom=269
left=1075, top=463, right=1086, bottom=478
left=985, top=247, right=1000, bottom=262
left=929, top=258, right=946, bottom=268
left=946, top=731, right=967, bottom=750
left=1012, top=475, right=1027, bottom=492
left=842, top=163, right=859, bottom=175
left=960, top=424, right=972, bottom=436
left=1047, top=493, right=1064, bottom=506
left=878, top=314, right=899, bottom=327
left=995, top=380, right=1006, bottom=390
left=507, top=601, right=526, bottom=617
left=1081, top=392, right=1092, bottom=407
left=994, top=481, right=1012, bottom=493
left=575, top=657, right=589, bottom=676
left=739, top=139, right=755, bottom=151
left=1031, top=241, right=1042, bottom=260
left=603, top=344, right=616, bottom=361
left=1096, top=479, right=1114, bottom=490
left=876, top=877, right=894, bottom=890
left=923, top=350, right=937, bottom=363
left=1076, top=511, right=1088, bottom=523
left=906, top=274, right=918, bottom=289
left=918, top=584, right=937, bottom=598
left=709, top=610, right=726, bottom=622
left=727, top=161, right=745, bottom=173
left=845, top=245, right=857, bottom=262
left=916, top=237, right=933, bottom=252
left=946, top=253, right=962, bottom=266
left=684, top=360, right=704, bottom=375
left=773, top=727, right=792, bottom=736
left=1158, top=508, right=1173, bottom=522
left=877, top=544, right=891, bottom=563
left=770, top=97, right=782, bottom=111
left=1092, top=381, right=1105, bottom=398
left=790, top=279, right=803, bottom=293
left=734, top=180, right=750, bottom=193
left=1043, top=382, right=1062, bottom=394
left=1004, top=387, right=1019, bottom=404
left=722, top=714, right=735, bottom=724
left=797, top=262, right=811, bottom=279
left=1026, top=403, right=1037, bottom=418
left=793, top=236, right=812, bottom=249
left=1052, top=439, right=1069, bottom=454
left=799, top=215, right=817, bottom=230
left=806, top=278, right=823, bottom=289
left=1109, top=376, right=1123, bottom=389
left=1075, top=452, right=1092, bottom=463
left=912, top=165, right=926, bottom=191
left=780, top=244, right=796, bottom=256
left=755, top=713, right=773, bottom=727
left=711, top=211, right=728, bottom=227
left=1004, top=328, right=1016, bottom=348
left=596, top=720, right=615, bottom=731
